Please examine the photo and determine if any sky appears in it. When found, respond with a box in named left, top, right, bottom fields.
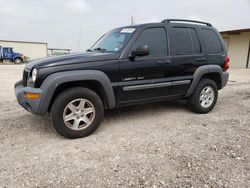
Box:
left=0, top=0, right=250, bottom=52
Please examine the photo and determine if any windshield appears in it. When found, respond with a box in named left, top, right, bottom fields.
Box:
left=90, top=28, right=135, bottom=53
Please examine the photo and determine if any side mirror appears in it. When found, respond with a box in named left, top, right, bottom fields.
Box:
left=130, top=45, right=150, bottom=58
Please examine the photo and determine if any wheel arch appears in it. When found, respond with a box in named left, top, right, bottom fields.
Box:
left=38, top=70, right=116, bottom=114
left=201, top=73, right=222, bottom=89
left=185, top=65, right=225, bottom=97
left=48, top=80, right=110, bottom=112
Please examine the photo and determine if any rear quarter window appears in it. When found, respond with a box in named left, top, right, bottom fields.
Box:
left=201, top=29, right=223, bottom=54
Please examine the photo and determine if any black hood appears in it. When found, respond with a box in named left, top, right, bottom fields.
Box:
left=25, top=52, right=119, bottom=69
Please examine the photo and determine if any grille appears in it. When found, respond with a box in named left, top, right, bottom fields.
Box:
left=23, top=69, right=29, bottom=86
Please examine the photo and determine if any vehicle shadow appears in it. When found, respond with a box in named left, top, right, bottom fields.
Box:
left=105, top=99, right=189, bottom=118
left=17, top=99, right=189, bottom=139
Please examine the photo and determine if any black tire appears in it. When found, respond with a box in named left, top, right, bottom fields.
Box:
left=188, top=79, right=218, bottom=114
left=51, top=87, right=104, bottom=139
left=14, top=58, right=23, bottom=64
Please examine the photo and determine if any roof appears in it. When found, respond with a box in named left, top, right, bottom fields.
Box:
left=122, top=19, right=213, bottom=29
left=0, top=39, right=47, bottom=45
left=48, top=48, right=71, bottom=51
left=220, top=28, right=250, bottom=35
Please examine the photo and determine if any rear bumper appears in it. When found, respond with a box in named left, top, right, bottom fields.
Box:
left=221, top=71, right=229, bottom=88
left=14, top=80, right=43, bottom=115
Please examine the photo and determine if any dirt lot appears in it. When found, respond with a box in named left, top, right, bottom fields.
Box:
left=0, top=65, right=249, bottom=187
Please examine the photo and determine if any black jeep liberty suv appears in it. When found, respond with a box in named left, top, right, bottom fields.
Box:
left=15, top=19, right=229, bottom=138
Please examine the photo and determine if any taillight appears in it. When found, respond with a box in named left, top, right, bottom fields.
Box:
left=224, top=56, right=230, bottom=71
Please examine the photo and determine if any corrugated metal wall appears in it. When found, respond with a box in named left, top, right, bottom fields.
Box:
left=222, top=32, right=250, bottom=68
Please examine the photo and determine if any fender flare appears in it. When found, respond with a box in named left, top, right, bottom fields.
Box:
left=185, top=65, right=229, bottom=97
left=38, top=70, right=116, bottom=114
left=13, top=56, right=23, bottom=62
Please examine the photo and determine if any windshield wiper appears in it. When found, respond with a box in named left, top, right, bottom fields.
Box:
left=93, top=47, right=107, bottom=52
left=86, top=49, right=93, bottom=52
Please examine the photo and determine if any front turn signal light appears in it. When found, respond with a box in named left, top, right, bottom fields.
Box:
left=24, top=92, right=41, bottom=99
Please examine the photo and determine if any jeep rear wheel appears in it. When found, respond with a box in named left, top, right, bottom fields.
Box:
left=188, top=79, right=218, bottom=114
left=51, top=87, right=104, bottom=139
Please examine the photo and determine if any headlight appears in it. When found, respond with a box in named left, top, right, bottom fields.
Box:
left=31, top=68, right=38, bottom=83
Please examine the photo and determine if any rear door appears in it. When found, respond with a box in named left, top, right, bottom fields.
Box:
left=119, top=27, right=172, bottom=103
left=168, top=25, right=205, bottom=96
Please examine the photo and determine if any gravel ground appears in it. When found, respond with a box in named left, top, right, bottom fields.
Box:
left=0, top=65, right=249, bottom=187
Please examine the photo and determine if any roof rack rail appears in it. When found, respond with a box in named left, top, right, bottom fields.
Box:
left=161, top=19, right=212, bottom=26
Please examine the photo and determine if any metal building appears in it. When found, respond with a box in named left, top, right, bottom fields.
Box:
left=221, top=29, right=250, bottom=68
left=0, top=40, right=47, bottom=61
left=48, top=48, right=71, bottom=56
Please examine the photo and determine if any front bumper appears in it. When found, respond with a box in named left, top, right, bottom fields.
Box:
left=14, top=80, right=43, bottom=115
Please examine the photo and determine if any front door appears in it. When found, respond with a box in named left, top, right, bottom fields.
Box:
left=2, top=48, right=13, bottom=60
left=118, top=27, right=172, bottom=103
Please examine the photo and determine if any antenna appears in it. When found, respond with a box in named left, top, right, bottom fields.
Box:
left=78, top=17, right=84, bottom=51
left=131, top=16, right=134, bottom=25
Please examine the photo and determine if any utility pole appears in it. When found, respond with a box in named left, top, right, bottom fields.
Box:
left=131, top=16, right=134, bottom=25
left=78, top=17, right=84, bottom=51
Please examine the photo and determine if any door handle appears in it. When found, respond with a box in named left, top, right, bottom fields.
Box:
left=196, top=57, right=206, bottom=62
left=158, top=60, right=171, bottom=65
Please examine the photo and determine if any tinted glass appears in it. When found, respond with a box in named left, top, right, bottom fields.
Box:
left=134, top=28, right=167, bottom=57
left=91, top=28, right=135, bottom=53
left=201, top=29, right=223, bottom=54
left=172, top=27, right=201, bottom=55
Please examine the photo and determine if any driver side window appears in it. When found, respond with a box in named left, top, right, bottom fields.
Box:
left=133, top=28, right=168, bottom=57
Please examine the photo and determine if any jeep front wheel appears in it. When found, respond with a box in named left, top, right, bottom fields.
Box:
left=51, top=87, right=104, bottom=139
